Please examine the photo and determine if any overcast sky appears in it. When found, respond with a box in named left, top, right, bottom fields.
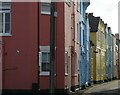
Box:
left=86, top=0, right=119, bottom=34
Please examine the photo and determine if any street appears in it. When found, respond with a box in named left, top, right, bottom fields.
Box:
left=82, top=80, right=120, bottom=95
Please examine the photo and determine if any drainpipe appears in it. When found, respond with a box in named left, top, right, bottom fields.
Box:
left=50, top=1, right=55, bottom=95
left=37, top=1, right=40, bottom=91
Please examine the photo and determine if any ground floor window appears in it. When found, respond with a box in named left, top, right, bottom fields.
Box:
left=65, top=51, right=68, bottom=74
left=39, top=51, right=50, bottom=75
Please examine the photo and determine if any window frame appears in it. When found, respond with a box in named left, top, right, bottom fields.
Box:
left=65, top=51, right=69, bottom=75
left=41, top=2, right=51, bottom=15
left=77, top=23, right=79, bottom=43
left=39, top=51, right=50, bottom=76
left=0, top=3, right=11, bottom=36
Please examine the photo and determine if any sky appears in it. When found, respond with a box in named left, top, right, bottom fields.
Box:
left=86, top=0, right=119, bottom=34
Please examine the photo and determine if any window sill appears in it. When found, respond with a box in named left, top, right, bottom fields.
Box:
left=40, top=72, right=49, bottom=76
left=41, top=12, right=50, bottom=15
left=0, top=34, right=12, bottom=37
left=41, top=12, right=57, bottom=17
left=40, top=72, right=57, bottom=76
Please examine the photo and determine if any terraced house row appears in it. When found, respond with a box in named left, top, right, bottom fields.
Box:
left=0, top=1, right=120, bottom=95
left=89, top=14, right=120, bottom=83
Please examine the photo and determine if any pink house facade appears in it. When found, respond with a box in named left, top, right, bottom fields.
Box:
left=1, top=1, right=81, bottom=94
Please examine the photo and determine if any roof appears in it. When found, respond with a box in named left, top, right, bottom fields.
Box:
left=88, top=13, right=100, bottom=32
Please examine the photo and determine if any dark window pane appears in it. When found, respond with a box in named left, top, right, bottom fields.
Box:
left=41, top=3, right=51, bottom=13
left=0, top=13, right=3, bottom=33
left=0, top=22, right=3, bottom=33
left=42, top=62, right=50, bottom=72
left=42, top=52, right=50, bottom=72
left=42, top=63, right=50, bottom=72
left=5, top=13, right=10, bottom=23
left=42, top=63, right=47, bottom=71
left=5, top=23, right=10, bottom=33
left=42, top=52, right=48, bottom=62
left=42, top=52, right=50, bottom=62
left=47, top=53, right=50, bottom=62
left=46, top=63, right=50, bottom=71
left=0, top=13, right=3, bottom=22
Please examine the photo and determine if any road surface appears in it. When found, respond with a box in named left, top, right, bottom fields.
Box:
left=82, top=80, right=120, bottom=95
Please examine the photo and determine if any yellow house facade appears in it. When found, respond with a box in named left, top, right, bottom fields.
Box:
left=99, top=20, right=106, bottom=81
left=89, top=14, right=106, bottom=83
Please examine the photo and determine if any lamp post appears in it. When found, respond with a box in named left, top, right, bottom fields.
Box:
left=50, top=1, right=55, bottom=95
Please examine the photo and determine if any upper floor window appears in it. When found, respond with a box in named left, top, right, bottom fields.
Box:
left=77, top=23, right=80, bottom=43
left=41, top=2, right=51, bottom=15
left=81, top=29, right=84, bottom=46
left=97, top=30, right=100, bottom=41
left=0, top=2, right=11, bottom=36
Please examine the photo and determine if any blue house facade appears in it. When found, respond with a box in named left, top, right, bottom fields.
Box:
left=105, top=24, right=109, bottom=80
left=106, top=27, right=113, bottom=80
left=79, top=0, right=90, bottom=88
left=85, top=14, right=91, bottom=86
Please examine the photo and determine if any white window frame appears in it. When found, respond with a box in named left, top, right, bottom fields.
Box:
left=77, top=23, right=80, bottom=43
left=39, top=51, right=50, bottom=76
left=65, top=51, right=68, bottom=75
left=0, top=2, right=11, bottom=36
left=41, top=2, right=51, bottom=15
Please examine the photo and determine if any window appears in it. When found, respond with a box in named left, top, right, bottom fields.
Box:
left=97, top=30, right=100, bottom=40
left=0, top=2, right=11, bottom=36
left=41, top=2, right=51, bottom=15
left=80, top=0, right=82, bottom=14
left=65, top=52, right=68, bottom=74
left=74, top=53, right=77, bottom=74
left=77, top=23, right=80, bottom=43
left=39, top=51, right=50, bottom=75
left=80, top=22, right=84, bottom=46
left=81, top=29, right=84, bottom=46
